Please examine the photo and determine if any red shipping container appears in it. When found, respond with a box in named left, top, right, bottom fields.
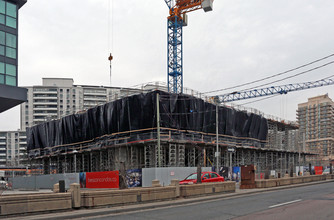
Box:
left=86, top=171, right=119, bottom=188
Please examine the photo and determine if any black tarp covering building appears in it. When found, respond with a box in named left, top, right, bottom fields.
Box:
left=27, top=91, right=268, bottom=151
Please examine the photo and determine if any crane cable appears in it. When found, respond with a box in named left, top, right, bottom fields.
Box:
left=108, top=0, right=114, bottom=86
left=203, top=53, right=334, bottom=94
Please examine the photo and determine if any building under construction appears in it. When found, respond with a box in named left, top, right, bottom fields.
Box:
left=297, top=94, right=334, bottom=166
left=27, top=90, right=310, bottom=177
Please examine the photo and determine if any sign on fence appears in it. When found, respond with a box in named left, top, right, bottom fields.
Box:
left=80, top=171, right=119, bottom=188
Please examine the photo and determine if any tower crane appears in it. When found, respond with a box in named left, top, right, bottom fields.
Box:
left=163, top=0, right=214, bottom=94
left=213, top=78, right=334, bottom=103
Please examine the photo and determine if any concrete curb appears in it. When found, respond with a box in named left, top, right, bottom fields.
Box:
left=7, top=179, right=334, bottom=220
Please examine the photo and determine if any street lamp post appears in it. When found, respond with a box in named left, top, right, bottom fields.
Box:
left=73, top=150, right=78, bottom=173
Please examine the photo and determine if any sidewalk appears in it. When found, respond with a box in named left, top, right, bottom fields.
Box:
left=6, top=179, right=334, bottom=220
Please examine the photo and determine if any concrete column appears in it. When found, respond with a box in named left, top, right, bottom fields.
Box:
left=57, top=156, right=60, bottom=174
left=64, top=154, right=67, bottom=173
left=49, top=157, right=52, bottom=174
left=90, top=152, right=93, bottom=172
left=100, top=151, right=103, bottom=171
left=170, top=179, right=180, bottom=197
left=69, top=183, right=81, bottom=209
left=82, top=154, right=85, bottom=172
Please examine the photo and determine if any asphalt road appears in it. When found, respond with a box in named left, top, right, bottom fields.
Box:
left=85, top=182, right=334, bottom=220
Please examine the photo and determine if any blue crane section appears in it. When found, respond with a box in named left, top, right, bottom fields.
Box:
left=163, top=0, right=214, bottom=93
left=164, top=0, right=172, bottom=9
left=216, top=78, right=334, bottom=103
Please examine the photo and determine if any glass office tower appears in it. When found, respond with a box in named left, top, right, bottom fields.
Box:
left=0, top=0, right=27, bottom=113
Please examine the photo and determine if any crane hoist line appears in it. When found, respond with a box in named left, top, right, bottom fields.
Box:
left=164, top=0, right=214, bottom=94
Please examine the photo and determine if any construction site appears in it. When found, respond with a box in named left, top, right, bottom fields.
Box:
left=23, top=0, right=334, bottom=178
left=26, top=89, right=310, bottom=177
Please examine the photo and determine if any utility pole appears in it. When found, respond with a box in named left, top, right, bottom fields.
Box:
left=157, top=93, right=161, bottom=167
left=230, top=151, right=232, bottom=180
left=299, top=133, right=305, bottom=175
left=73, top=150, right=78, bottom=173
left=216, top=103, right=219, bottom=172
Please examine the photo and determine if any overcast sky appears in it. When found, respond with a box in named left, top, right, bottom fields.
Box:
left=1, top=0, right=334, bottom=130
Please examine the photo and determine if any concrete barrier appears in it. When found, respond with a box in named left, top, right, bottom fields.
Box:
left=81, top=186, right=177, bottom=208
left=80, top=181, right=235, bottom=208
left=256, top=174, right=334, bottom=188
left=180, top=181, right=235, bottom=198
left=3, top=173, right=331, bottom=216
left=0, top=193, right=72, bottom=216
left=0, top=181, right=236, bottom=215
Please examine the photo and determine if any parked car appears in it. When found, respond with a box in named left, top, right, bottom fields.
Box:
left=323, top=168, right=330, bottom=175
left=179, top=171, right=224, bottom=185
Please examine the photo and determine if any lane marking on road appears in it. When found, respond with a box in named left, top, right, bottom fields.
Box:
left=269, top=199, right=302, bottom=208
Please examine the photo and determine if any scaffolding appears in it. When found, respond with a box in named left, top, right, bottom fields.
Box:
left=28, top=90, right=313, bottom=178
left=31, top=122, right=309, bottom=177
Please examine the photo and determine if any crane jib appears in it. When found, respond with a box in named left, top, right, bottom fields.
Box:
left=216, top=79, right=334, bottom=103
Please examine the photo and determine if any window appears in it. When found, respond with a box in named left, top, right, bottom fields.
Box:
left=6, top=16, right=16, bottom=28
left=0, top=1, right=5, bottom=14
left=6, top=75, right=16, bottom=86
left=0, top=45, right=4, bottom=55
left=6, top=47, right=15, bottom=58
left=210, top=173, right=218, bottom=178
left=0, top=31, right=17, bottom=59
left=0, top=63, right=17, bottom=86
left=203, top=173, right=210, bottom=179
left=0, top=31, right=4, bottom=45
left=6, top=33, right=16, bottom=48
left=0, top=1, right=17, bottom=29
left=5, top=33, right=16, bottom=58
left=0, top=14, right=4, bottom=25
left=0, top=61, right=4, bottom=84
left=6, top=63, right=16, bottom=76
left=6, top=2, right=17, bottom=18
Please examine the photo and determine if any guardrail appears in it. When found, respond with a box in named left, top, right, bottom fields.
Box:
left=255, top=174, right=334, bottom=188
left=0, top=181, right=235, bottom=216
left=1, top=175, right=332, bottom=216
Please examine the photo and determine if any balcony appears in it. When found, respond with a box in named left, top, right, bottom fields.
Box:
left=34, top=112, right=58, bottom=117
left=33, top=96, right=58, bottom=100
left=33, top=106, right=58, bottom=111
left=83, top=91, right=106, bottom=96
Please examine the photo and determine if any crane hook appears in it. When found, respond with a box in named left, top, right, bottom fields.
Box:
left=108, top=53, right=113, bottom=61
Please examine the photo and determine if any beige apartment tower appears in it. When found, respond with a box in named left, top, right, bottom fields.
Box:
left=20, top=78, right=143, bottom=130
left=297, top=94, right=334, bottom=166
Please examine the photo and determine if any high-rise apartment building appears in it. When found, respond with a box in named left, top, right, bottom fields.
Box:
left=0, top=130, right=26, bottom=166
left=0, top=0, right=27, bottom=113
left=297, top=94, right=334, bottom=166
left=21, top=78, right=142, bottom=130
